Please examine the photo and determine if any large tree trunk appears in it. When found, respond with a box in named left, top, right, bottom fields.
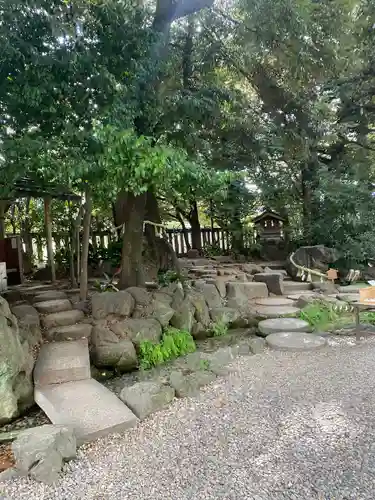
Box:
left=188, top=201, right=202, bottom=252
left=80, top=188, right=92, bottom=301
left=119, top=192, right=147, bottom=289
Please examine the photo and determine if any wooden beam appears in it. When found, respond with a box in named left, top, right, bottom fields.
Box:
left=44, top=197, right=56, bottom=282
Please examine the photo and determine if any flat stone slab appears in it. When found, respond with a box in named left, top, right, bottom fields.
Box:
left=34, top=339, right=90, bottom=386
left=255, top=297, right=295, bottom=306
left=35, top=379, right=138, bottom=444
left=287, top=292, right=318, bottom=300
left=120, top=382, right=175, bottom=420
left=35, top=299, right=72, bottom=314
left=266, top=332, right=327, bottom=351
left=255, top=306, right=300, bottom=318
left=258, top=317, right=310, bottom=336
left=337, top=284, right=370, bottom=293
left=283, top=281, right=312, bottom=292
left=46, top=323, right=93, bottom=342
left=336, top=293, right=360, bottom=303
left=41, top=309, right=84, bottom=329
left=33, top=291, right=68, bottom=303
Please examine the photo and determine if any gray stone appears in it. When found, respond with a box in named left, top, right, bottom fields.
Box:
left=132, top=300, right=174, bottom=327
left=33, top=339, right=90, bottom=386
left=283, top=281, right=312, bottom=293
left=205, top=277, right=227, bottom=298
left=311, top=282, right=338, bottom=294
left=210, top=307, right=240, bottom=326
left=241, top=263, right=264, bottom=275
left=41, top=309, right=84, bottom=329
left=255, top=297, right=295, bottom=306
left=34, top=299, right=72, bottom=314
left=11, top=304, right=42, bottom=347
left=46, top=323, right=92, bottom=342
left=191, top=321, right=206, bottom=339
left=33, top=291, right=68, bottom=303
left=253, top=273, right=284, bottom=295
left=226, top=282, right=268, bottom=308
left=286, top=245, right=339, bottom=280
left=169, top=370, right=216, bottom=398
left=35, top=379, right=138, bottom=444
left=248, top=337, right=267, bottom=354
left=170, top=299, right=195, bottom=333
left=202, top=283, right=222, bottom=309
left=12, top=425, right=76, bottom=485
left=120, top=381, right=175, bottom=420
left=338, top=284, right=371, bottom=293
left=258, top=317, right=310, bottom=337
left=266, top=331, right=327, bottom=351
left=126, top=287, right=152, bottom=306
left=255, top=305, right=300, bottom=318
left=205, top=347, right=235, bottom=375
left=0, top=297, right=35, bottom=424
left=91, top=291, right=135, bottom=319
left=111, top=318, right=162, bottom=347
left=336, top=293, right=360, bottom=303
left=91, top=326, right=137, bottom=372
left=188, top=292, right=211, bottom=327
left=152, top=291, right=173, bottom=306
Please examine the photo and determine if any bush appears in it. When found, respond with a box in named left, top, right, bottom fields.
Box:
left=139, top=327, right=196, bottom=370
left=209, top=319, right=229, bottom=337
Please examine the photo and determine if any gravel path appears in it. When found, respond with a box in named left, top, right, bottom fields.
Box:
left=2, top=339, right=375, bottom=499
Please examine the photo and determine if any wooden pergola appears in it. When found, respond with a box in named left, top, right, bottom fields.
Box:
left=0, top=176, right=80, bottom=282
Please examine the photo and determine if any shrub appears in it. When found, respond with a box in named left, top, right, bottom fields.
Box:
left=209, top=319, right=229, bottom=337
left=299, top=302, right=343, bottom=330
left=139, top=327, right=196, bottom=370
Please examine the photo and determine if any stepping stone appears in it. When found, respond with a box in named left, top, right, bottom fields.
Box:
left=42, top=309, right=84, bottom=329
left=287, top=292, right=318, bottom=300
left=33, top=291, right=68, bottom=303
left=35, top=379, right=138, bottom=444
left=283, top=281, right=312, bottom=292
left=46, top=323, right=93, bottom=342
left=255, top=297, right=295, bottom=306
left=336, top=293, right=360, bottom=303
left=337, top=284, right=370, bottom=293
left=255, top=306, right=300, bottom=318
left=266, top=332, right=327, bottom=351
left=34, top=339, right=90, bottom=386
left=258, top=317, right=310, bottom=336
left=35, top=299, right=72, bottom=314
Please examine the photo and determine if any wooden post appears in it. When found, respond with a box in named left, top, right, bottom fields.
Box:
left=80, top=188, right=92, bottom=301
left=44, top=197, right=56, bottom=282
left=0, top=201, right=7, bottom=240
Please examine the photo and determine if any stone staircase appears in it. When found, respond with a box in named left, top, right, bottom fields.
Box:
left=33, top=339, right=138, bottom=444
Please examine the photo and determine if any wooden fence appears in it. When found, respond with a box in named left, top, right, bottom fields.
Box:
left=6, top=226, right=256, bottom=262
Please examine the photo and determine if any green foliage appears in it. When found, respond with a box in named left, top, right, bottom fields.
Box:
left=299, top=302, right=346, bottom=331
left=139, top=327, right=196, bottom=370
left=209, top=319, right=229, bottom=337
left=157, top=269, right=185, bottom=287
left=202, top=242, right=223, bottom=258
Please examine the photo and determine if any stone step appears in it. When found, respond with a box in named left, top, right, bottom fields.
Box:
left=287, top=292, right=319, bottom=300
left=258, top=317, right=310, bottom=336
left=255, top=306, right=300, bottom=318
left=266, top=332, right=327, bottom=351
left=255, top=297, right=295, bottom=306
left=45, top=323, right=93, bottom=342
left=33, top=291, right=68, bottom=303
left=337, top=284, right=370, bottom=294
left=336, top=293, right=360, bottom=303
left=35, top=299, right=72, bottom=314
left=33, top=339, right=90, bottom=386
left=41, top=309, right=84, bottom=329
left=283, top=281, right=313, bottom=293
left=35, top=379, right=138, bottom=444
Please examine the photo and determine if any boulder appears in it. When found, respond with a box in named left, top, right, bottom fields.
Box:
left=46, top=323, right=92, bottom=342
left=311, top=281, right=338, bottom=294
left=286, top=245, right=339, bottom=280
left=241, top=263, right=263, bottom=275
left=91, top=291, right=135, bottom=319
left=12, top=425, right=76, bottom=484
left=0, top=297, right=35, bottom=424
left=248, top=337, right=266, bottom=354
left=210, top=307, right=241, bottom=326
left=11, top=304, right=42, bottom=347
left=253, top=273, right=284, bottom=295
left=205, top=347, right=235, bottom=375
left=169, top=370, right=216, bottom=398
left=91, top=325, right=138, bottom=372
left=120, top=381, right=175, bottom=420
left=188, top=292, right=211, bottom=328
left=111, top=318, right=162, bottom=347
left=170, top=298, right=195, bottom=332
left=202, top=283, right=222, bottom=309
left=226, top=282, right=268, bottom=308
left=206, top=277, right=227, bottom=298
left=132, top=300, right=174, bottom=327
left=41, top=309, right=84, bottom=329
left=152, top=291, right=173, bottom=306
left=125, top=287, right=152, bottom=306
left=34, top=299, right=72, bottom=314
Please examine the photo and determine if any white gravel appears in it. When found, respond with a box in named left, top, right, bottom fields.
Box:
left=2, top=337, right=375, bottom=499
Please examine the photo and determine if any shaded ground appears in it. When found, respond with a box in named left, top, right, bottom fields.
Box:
left=2, top=338, right=375, bottom=499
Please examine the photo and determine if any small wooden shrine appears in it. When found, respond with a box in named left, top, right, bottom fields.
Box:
left=252, top=209, right=285, bottom=243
